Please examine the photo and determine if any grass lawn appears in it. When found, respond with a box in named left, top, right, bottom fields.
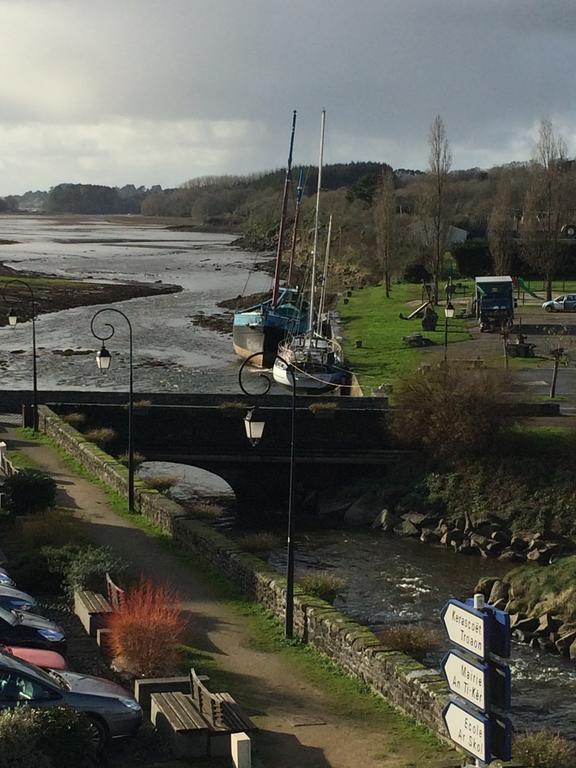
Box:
left=339, top=283, right=471, bottom=392
left=0, top=275, right=79, bottom=287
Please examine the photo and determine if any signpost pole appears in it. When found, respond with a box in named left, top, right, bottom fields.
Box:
left=472, top=593, right=487, bottom=768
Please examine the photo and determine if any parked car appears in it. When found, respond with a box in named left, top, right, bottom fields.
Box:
left=0, top=605, right=66, bottom=654
left=0, top=569, right=16, bottom=588
left=1, top=645, right=68, bottom=670
left=0, top=653, right=142, bottom=749
left=0, top=586, right=38, bottom=613
left=542, top=294, right=576, bottom=312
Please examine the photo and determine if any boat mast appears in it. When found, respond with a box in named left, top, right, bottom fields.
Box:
left=287, top=168, right=304, bottom=286
left=271, top=110, right=297, bottom=308
left=317, top=214, right=332, bottom=334
left=308, top=109, right=326, bottom=333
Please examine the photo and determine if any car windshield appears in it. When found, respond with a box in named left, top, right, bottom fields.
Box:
left=1, top=654, right=67, bottom=690
left=0, top=606, right=17, bottom=626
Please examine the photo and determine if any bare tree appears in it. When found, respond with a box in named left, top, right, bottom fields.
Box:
left=520, top=118, right=570, bottom=300
left=427, top=115, right=452, bottom=302
left=373, top=170, right=396, bottom=297
left=488, top=177, right=515, bottom=274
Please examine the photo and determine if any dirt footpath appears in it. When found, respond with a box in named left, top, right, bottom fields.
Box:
left=0, top=419, right=458, bottom=768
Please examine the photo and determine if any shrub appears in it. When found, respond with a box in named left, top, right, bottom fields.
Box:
left=142, top=474, right=177, bottom=492
left=514, top=731, right=576, bottom=768
left=84, top=427, right=116, bottom=446
left=308, top=401, right=338, bottom=414
left=3, top=469, right=57, bottom=515
left=6, top=508, right=80, bottom=551
left=61, top=412, right=86, bottom=427
left=118, top=450, right=145, bottom=466
left=389, top=367, right=514, bottom=458
left=298, top=571, right=345, bottom=602
left=190, top=502, right=224, bottom=519
left=106, top=578, right=187, bottom=675
left=238, top=532, right=281, bottom=553
left=43, top=544, right=126, bottom=600
left=0, top=706, right=97, bottom=768
left=376, top=624, right=442, bottom=659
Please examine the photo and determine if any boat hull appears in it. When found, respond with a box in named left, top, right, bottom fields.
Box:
left=232, top=323, right=288, bottom=368
left=272, top=357, right=347, bottom=393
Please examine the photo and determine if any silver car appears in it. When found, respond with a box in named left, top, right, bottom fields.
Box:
left=0, top=653, right=142, bottom=749
left=542, top=294, right=576, bottom=312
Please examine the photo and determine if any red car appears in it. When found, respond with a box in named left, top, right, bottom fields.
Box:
left=0, top=645, right=68, bottom=670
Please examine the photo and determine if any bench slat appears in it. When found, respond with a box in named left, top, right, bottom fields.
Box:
left=152, top=692, right=209, bottom=732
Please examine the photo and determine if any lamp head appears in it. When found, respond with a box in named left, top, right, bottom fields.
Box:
left=445, top=302, right=455, bottom=319
left=96, top=344, right=112, bottom=371
left=7, top=308, right=17, bottom=327
left=243, top=406, right=266, bottom=447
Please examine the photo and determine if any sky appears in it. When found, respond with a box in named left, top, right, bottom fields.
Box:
left=0, top=0, right=575, bottom=195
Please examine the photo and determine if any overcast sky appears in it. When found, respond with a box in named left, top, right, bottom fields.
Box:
left=0, top=0, right=574, bottom=195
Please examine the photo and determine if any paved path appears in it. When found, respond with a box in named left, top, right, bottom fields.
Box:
left=0, top=418, right=456, bottom=768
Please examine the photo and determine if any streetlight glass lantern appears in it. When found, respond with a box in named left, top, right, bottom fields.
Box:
left=244, top=407, right=266, bottom=446
left=7, top=308, right=17, bottom=327
left=445, top=302, right=455, bottom=319
left=96, top=344, right=112, bottom=371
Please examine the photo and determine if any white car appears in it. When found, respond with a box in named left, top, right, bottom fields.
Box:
left=542, top=294, right=576, bottom=312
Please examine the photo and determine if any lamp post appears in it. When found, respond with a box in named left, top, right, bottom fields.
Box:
left=2, top=279, right=38, bottom=432
left=444, top=277, right=455, bottom=363
left=90, top=307, right=135, bottom=512
left=239, top=352, right=297, bottom=639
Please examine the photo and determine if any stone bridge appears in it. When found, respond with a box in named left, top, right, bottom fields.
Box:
left=1, top=390, right=400, bottom=514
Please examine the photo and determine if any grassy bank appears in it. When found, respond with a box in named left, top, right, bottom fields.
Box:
left=338, top=283, right=470, bottom=391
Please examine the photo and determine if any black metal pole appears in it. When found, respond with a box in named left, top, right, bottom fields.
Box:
left=90, top=308, right=135, bottom=512
left=238, top=351, right=297, bottom=640
left=2, top=279, right=38, bottom=432
left=285, top=362, right=296, bottom=639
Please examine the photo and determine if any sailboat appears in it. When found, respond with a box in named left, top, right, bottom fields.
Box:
left=273, top=112, right=349, bottom=393
left=232, top=111, right=309, bottom=368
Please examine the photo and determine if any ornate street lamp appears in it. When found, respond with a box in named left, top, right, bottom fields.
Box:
left=90, top=308, right=135, bottom=512
left=2, top=280, right=38, bottom=432
left=239, top=352, right=297, bottom=639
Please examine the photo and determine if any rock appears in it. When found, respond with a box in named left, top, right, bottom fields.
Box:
left=474, top=576, right=500, bottom=597
left=488, top=580, right=510, bottom=605
left=469, top=533, right=490, bottom=548
left=490, top=598, right=508, bottom=610
left=555, top=627, right=576, bottom=654
left=396, top=519, right=420, bottom=537
left=372, top=509, right=397, bottom=532
left=509, top=613, right=526, bottom=629
left=484, top=540, right=505, bottom=556
left=441, top=529, right=465, bottom=548
left=420, top=529, right=439, bottom=544
left=569, top=640, right=576, bottom=661
left=537, top=613, right=561, bottom=635
left=402, top=512, right=427, bottom=527
left=510, top=535, right=528, bottom=552
left=343, top=489, right=383, bottom=526
left=514, top=616, right=539, bottom=634
left=491, top=530, right=510, bottom=544
left=527, top=547, right=550, bottom=564
left=463, top=511, right=473, bottom=533
left=457, top=542, right=479, bottom=556
left=498, top=548, right=520, bottom=562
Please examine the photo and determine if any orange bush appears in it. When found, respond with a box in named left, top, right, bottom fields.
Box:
left=106, top=578, right=187, bottom=676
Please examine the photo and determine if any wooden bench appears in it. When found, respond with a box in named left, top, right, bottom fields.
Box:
left=73, top=590, right=112, bottom=636
left=150, top=691, right=211, bottom=758
left=150, top=668, right=256, bottom=759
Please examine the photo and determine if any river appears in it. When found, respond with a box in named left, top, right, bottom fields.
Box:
left=1, top=215, right=575, bottom=737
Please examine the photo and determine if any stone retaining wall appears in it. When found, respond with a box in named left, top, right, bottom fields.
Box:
left=37, top=405, right=449, bottom=735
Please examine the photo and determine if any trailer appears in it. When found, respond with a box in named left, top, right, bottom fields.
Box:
left=475, top=275, right=514, bottom=332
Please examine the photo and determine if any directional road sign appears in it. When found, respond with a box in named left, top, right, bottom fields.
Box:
left=441, top=599, right=488, bottom=660
left=442, top=651, right=488, bottom=710
left=442, top=650, right=512, bottom=711
left=443, top=700, right=490, bottom=762
left=443, top=701, right=512, bottom=763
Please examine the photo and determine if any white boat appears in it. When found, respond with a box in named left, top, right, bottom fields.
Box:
left=273, top=111, right=349, bottom=393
